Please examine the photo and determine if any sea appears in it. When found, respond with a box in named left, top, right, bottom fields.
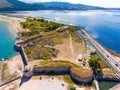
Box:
left=0, top=10, right=120, bottom=89
left=11, top=10, right=120, bottom=53
left=0, top=21, right=17, bottom=60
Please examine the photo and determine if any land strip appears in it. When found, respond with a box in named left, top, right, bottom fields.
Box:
left=81, top=29, right=120, bottom=76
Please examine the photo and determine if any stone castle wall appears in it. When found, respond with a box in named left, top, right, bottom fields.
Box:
left=33, top=67, right=93, bottom=83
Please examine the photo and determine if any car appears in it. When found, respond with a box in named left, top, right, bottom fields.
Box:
left=115, top=64, right=118, bottom=67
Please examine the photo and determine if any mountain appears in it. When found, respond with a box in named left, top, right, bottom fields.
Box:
left=0, top=0, right=12, bottom=8
left=0, top=0, right=107, bottom=11
left=0, top=0, right=43, bottom=11
left=40, top=2, right=104, bottom=10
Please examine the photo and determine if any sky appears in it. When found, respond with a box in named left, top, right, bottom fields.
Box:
left=19, top=0, right=120, bottom=8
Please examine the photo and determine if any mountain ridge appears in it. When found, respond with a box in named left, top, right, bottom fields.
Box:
left=0, top=0, right=119, bottom=11
left=0, top=0, right=12, bottom=8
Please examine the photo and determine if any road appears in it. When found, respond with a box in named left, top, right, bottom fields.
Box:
left=81, top=29, right=120, bottom=77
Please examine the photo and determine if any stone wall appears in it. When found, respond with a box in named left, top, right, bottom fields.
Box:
left=96, top=75, right=120, bottom=82
left=70, top=70, right=93, bottom=83
left=33, top=67, right=93, bottom=83
left=34, top=67, right=69, bottom=74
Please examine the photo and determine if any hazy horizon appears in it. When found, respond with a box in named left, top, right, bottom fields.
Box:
left=19, top=0, right=120, bottom=8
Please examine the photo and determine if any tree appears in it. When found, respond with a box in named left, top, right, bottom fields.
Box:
left=89, top=59, right=102, bottom=73
left=70, top=86, right=76, bottom=90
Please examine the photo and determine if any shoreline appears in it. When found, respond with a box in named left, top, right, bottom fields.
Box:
left=0, top=15, right=24, bottom=84
left=0, top=14, right=119, bottom=90
left=78, top=27, right=120, bottom=61
left=0, top=14, right=24, bottom=60
left=0, top=14, right=119, bottom=62
left=0, top=15, right=24, bottom=33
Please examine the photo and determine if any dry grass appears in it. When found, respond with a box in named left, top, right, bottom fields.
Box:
left=1, top=62, right=8, bottom=81
left=30, top=60, right=93, bottom=79
left=53, top=38, right=85, bottom=63
left=71, top=68, right=93, bottom=79
left=1, top=55, right=23, bottom=82
left=102, top=69, right=116, bottom=78
left=33, top=60, right=80, bottom=68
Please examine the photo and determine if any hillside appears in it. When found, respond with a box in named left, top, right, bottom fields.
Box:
left=40, top=2, right=104, bottom=10
left=0, top=0, right=105, bottom=11
left=0, top=0, right=12, bottom=8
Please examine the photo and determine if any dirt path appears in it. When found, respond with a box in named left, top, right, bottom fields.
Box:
left=66, top=30, right=74, bottom=57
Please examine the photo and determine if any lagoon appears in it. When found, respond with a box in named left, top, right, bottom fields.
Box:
left=0, top=21, right=17, bottom=60
left=1, top=10, right=120, bottom=89
left=9, top=10, right=120, bottom=90
left=12, top=10, right=120, bottom=54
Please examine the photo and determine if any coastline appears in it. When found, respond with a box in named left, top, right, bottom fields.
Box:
left=0, top=14, right=119, bottom=90
left=0, top=15, right=24, bottom=84
left=79, top=27, right=120, bottom=62
left=0, top=15, right=24, bottom=33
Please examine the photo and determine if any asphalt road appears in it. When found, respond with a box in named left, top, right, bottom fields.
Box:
left=81, top=29, right=120, bottom=77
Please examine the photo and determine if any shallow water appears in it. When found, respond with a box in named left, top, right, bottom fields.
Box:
left=0, top=21, right=17, bottom=60
left=4, top=10, right=120, bottom=89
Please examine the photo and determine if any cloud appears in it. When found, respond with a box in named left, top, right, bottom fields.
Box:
left=19, top=0, right=120, bottom=8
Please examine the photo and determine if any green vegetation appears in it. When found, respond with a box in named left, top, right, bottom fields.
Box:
left=89, top=59, right=101, bottom=73
left=20, top=17, right=83, bottom=60
left=20, top=18, right=64, bottom=60
left=89, top=55, right=102, bottom=74
left=89, top=53, right=109, bottom=74
left=70, top=86, right=76, bottom=90
left=63, top=75, right=74, bottom=84
left=2, top=63, right=7, bottom=81
left=52, top=36, right=63, bottom=44
left=67, top=26, right=82, bottom=42
left=21, top=18, right=63, bottom=36
left=25, top=48, right=31, bottom=54
left=89, top=54, right=108, bottom=68
left=33, top=60, right=93, bottom=79
left=36, top=60, right=80, bottom=68
left=25, top=44, right=58, bottom=60
left=89, top=54, right=117, bottom=78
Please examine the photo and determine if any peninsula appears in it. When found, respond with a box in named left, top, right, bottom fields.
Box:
left=0, top=15, right=120, bottom=90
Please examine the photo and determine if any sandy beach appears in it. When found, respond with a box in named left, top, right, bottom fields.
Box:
left=0, top=55, right=23, bottom=82
left=0, top=15, right=24, bottom=83
left=4, top=55, right=23, bottom=75
left=0, top=14, right=25, bottom=68
left=0, top=14, right=25, bottom=70
left=0, top=15, right=24, bottom=33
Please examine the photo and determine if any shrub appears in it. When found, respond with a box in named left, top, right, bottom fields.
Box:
left=70, top=86, right=76, bottom=90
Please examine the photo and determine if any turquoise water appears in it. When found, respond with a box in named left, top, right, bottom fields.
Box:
left=8, top=10, right=120, bottom=89
left=0, top=21, right=17, bottom=60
